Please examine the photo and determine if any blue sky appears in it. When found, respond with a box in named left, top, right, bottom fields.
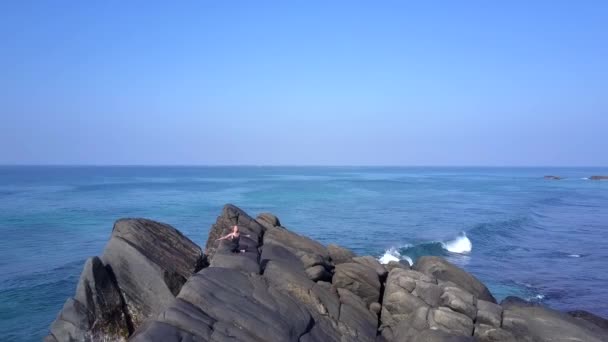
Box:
left=1, top=1, right=606, bottom=166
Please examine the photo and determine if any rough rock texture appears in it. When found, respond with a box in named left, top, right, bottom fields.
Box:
left=501, top=299, right=608, bottom=342
left=47, top=219, right=203, bottom=341
left=353, top=256, right=388, bottom=279
left=327, top=243, right=356, bottom=264
left=204, top=204, right=265, bottom=272
left=414, top=256, right=496, bottom=303
left=101, top=219, right=203, bottom=326
left=47, top=257, right=130, bottom=341
left=49, top=204, right=608, bottom=342
left=333, top=262, right=381, bottom=306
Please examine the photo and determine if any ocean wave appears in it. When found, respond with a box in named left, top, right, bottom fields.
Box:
left=442, top=233, right=472, bottom=254
left=378, top=233, right=472, bottom=265
left=378, top=246, right=413, bottom=265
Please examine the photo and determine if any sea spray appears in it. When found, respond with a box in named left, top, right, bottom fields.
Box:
left=442, top=233, right=472, bottom=254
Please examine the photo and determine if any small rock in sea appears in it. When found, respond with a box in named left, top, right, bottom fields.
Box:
left=543, top=175, right=562, bottom=180
left=589, top=175, right=608, bottom=180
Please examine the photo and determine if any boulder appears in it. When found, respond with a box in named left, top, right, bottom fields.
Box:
left=414, top=256, right=496, bottom=303
left=589, top=175, right=608, bottom=180
left=129, top=321, right=200, bottom=342
left=138, top=267, right=312, bottom=342
left=381, top=269, right=431, bottom=328
left=390, top=306, right=430, bottom=341
left=204, top=204, right=265, bottom=260
left=264, top=226, right=328, bottom=257
left=502, top=301, right=607, bottom=342
left=156, top=299, right=214, bottom=340
left=256, top=212, right=281, bottom=229
left=568, top=310, right=608, bottom=332
left=476, top=299, right=502, bottom=327
left=439, top=286, right=477, bottom=320
left=385, top=260, right=410, bottom=272
left=337, top=288, right=378, bottom=342
left=543, top=175, right=562, bottom=180
left=353, top=256, right=388, bottom=279
left=47, top=256, right=130, bottom=341
left=474, top=324, right=517, bottom=342
left=410, top=328, right=475, bottom=342
left=101, top=219, right=203, bottom=326
left=306, top=265, right=331, bottom=282
left=412, top=279, right=443, bottom=307
left=427, top=306, right=474, bottom=336
left=327, top=244, right=356, bottom=264
left=333, top=263, right=381, bottom=306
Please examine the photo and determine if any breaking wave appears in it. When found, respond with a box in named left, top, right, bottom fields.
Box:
left=378, top=232, right=472, bottom=265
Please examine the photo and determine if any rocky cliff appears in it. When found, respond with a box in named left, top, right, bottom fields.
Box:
left=47, top=204, right=608, bottom=342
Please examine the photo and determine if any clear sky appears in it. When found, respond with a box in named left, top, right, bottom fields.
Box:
left=1, top=1, right=606, bottom=166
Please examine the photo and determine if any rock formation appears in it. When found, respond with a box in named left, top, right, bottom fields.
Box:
left=48, top=205, right=608, bottom=341
left=589, top=175, right=608, bottom=180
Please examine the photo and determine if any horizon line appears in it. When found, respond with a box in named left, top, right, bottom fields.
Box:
left=1, top=164, right=607, bottom=168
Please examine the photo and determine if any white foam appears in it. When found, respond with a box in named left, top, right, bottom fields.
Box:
left=442, top=233, right=472, bottom=254
left=568, top=254, right=581, bottom=258
left=403, top=256, right=413, bottom=266
left=379, top=247, right=413, bottom=266
left=379, top=247, right=401, bottom=264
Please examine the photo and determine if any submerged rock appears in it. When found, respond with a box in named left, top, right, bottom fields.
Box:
left=543, top=175, right=562, bottom=180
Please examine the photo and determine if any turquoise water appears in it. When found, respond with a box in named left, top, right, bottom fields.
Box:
left=1, top=166, right=607, bottom=341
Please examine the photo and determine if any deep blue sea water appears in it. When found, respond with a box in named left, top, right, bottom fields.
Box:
left=1, top=166, right=607, bottom=341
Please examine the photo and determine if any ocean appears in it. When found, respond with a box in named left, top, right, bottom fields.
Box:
left=1, top=166, right=607, bottom=341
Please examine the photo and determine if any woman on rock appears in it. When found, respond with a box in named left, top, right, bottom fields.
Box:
left=216, top=225, right=249, bottom=253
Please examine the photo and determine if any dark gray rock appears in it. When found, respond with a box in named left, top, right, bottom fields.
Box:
left=129, top=321, right=203, bottom=342
left=427, top=306, right=474, bottom=336
left=256, top=212, right=281, bottom=229
left=410, top=329, right=475, bottom=342
left=337, top=288, right=378, bottom=342
left=264, top=225, right=329, bottom=258
left=476, top=299, right=502, bottom=327
left=353, top=256, right=388, bottom=279
left=414, top=256, right=496, bottom=303
left=439, top=286, right=477, bottom=320
left=370, top=302, right=382, bottom=315
left=101, top=218, right=203, bottom=327
left=327, top=244, right=356, bottom=264
left=568, top=310, right=608, bottom=333
left=333, top=262, right=381, bottom=306
left=156, top=299, right=214, bottom=340
left=589, top=175, right=608, bottom=180
left=381, top=269, right=431, bottom=328
left=390, top=306, right=430, bottom=341
left=502, top=302, right=607, bottom=342
left=47, top=298, right=92, bottom=342
left=385, top=260, right=410, bottom=272
left=48, top=256, right=130, bottom=341
left=474, top=324, right=517, bottom=342
left=543, top=175, right=562, bottom=180
left=306, top=265, right=331, bottom=282
left=500, top=296, right=538, bottom=308
left=204, top=204, right=264, bottom=260
left=412, top=279, right=443, bottom=307
left=177, top=267, right=311, bottom=342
